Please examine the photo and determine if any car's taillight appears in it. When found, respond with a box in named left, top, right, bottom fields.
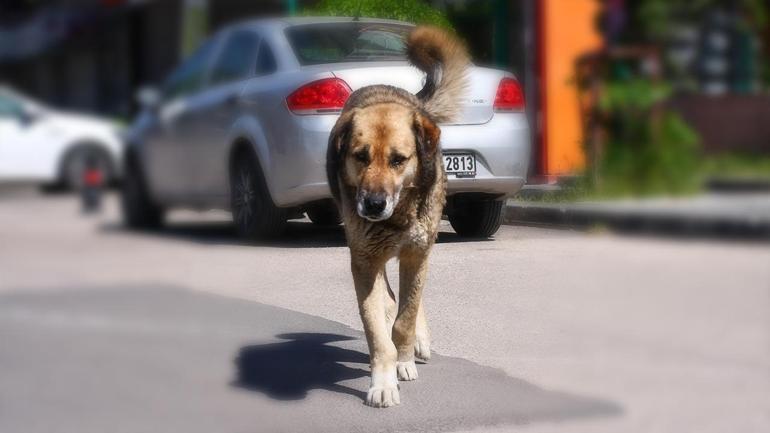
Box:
left=286, top=78, right=352, bottom=114
left=493, top=77, right=525, bottom=112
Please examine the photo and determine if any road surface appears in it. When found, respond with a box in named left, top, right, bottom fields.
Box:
left=0, top=191, right=768, bottom=433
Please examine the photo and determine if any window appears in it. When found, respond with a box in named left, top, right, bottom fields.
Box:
left=210, top=31, right=261, bottom=85
left=285, top=23, right=411, bottom=65
left=163, top=39, right=217, bottom=99
left=0, top=94, right=24, bottom=119
left=255, top=41, right=277, bottom=76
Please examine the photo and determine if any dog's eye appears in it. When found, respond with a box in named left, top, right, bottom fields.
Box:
left=353, top=151, right=369, bottom=164
left=390, top=154, right=407, bottom=167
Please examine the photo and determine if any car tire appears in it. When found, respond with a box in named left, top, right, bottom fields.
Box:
left=447, top=197, right=504, bottom=238
left=306, top=201, right=342, bottom=226
left=62, top=144, right=113, bottom=191
left=121, top=154, right=164, bottom=229
left=230, top=153, right=287, bottom=239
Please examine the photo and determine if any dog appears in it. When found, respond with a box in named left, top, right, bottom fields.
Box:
left=326, top=26, right=469, bottom=408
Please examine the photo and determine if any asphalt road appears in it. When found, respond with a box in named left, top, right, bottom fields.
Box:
left=0, top=191, right=768, bottom=433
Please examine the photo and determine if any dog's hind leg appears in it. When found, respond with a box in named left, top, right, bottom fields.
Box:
left=393, top=247, right=430, bottom=381
left=414, top=299, right=431, bottom=361
left=352, top=258, right=400, bottom=408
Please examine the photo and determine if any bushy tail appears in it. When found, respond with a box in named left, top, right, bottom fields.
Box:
left=406, top=26, right=470, bottom=123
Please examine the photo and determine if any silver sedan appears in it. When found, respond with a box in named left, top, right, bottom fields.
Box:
left=122, top=17, right=530, bottom=238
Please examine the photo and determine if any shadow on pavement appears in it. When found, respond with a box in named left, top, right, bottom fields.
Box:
left=102, top=219, right=494, bottom=248
left=0, top=286, right=622, bottom=433
left=100, top=220, right=347, bottom=248
left=234, top=333, right=369, bottom=400
left=232, top=330, right=623, bottom=429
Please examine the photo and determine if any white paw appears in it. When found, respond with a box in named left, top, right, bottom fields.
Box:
left=414, top=334, right=431, bottom=361
left=396, top=360, right=419, bottom=381
left=366, top=371, right=400, bottom=408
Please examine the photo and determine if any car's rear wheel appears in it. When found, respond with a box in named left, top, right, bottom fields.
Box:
left=306, top=200, right=342, bottom=226
left=62, top=144, right=113, bottom=191
left=447, top=196, right=504, bottom=238
left=230, top=153, right=287, bottom=239
left=121, top=154, right=164, bottom=229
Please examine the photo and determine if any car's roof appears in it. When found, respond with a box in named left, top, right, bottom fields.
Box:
left=231, top=16, right=414, bottom=32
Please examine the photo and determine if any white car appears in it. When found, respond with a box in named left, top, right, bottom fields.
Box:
left=123, top=18, right=530, bottom=238
left=0, top=86, right=123, bottom=189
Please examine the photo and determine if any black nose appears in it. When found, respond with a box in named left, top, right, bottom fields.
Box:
left=363, top=195, right=387, bottom=215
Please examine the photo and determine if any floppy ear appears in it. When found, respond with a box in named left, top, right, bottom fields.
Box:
left=413, top=111, right=441, bottom=191
left=413, top=111, right=441, bottom=161
left=326, top=109, right=356, bottom=202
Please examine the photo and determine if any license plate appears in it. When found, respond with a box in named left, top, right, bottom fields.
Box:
left=443, top=153, right=476, bottom=177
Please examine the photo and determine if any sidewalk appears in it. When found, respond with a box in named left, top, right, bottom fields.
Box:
left=504, top=192, right=770, bottom=240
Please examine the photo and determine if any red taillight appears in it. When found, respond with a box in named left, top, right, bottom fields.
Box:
left=286, top=78, right=352, bottom=114
left=493, top=77, right=525, bottom=112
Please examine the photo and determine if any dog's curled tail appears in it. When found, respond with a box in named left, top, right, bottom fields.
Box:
left=406, top=26, right=470, bottom=124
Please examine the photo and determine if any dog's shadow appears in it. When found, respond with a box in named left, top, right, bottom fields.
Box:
left=233, top=333, right=369, bottom=400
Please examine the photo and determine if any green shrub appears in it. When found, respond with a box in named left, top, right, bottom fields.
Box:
left=594, top=79, right=701, bottom=197
left=304, top=0, right=452, bottom=29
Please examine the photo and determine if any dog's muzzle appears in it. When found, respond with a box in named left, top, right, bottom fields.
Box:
left=357, top=191, right=395, bottom=222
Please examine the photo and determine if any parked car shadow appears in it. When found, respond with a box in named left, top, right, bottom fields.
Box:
left=103, top=219, right=494, bottom=248
left=234, top=333, right=369, bottom=400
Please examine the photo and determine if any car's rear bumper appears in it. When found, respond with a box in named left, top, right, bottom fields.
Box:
left=440, top=112, right=530, bottom=198
left=268, top=112, right=530, bottom=207
left=447, top=176, right=526, bottom=196
left=277, top=176, right=528, bottom=207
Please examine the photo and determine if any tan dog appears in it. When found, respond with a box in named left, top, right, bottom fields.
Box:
left=326, top=26, right=469, bottom=407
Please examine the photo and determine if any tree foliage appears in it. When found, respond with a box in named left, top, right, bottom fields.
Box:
left=304, top=0, right=452, bottom=29
left=638, top=0, right=768, bottom=39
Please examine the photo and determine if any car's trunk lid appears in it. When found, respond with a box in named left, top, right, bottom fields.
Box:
left=327, top=62, right=503, bottom=125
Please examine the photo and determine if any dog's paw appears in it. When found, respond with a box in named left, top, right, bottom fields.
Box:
left=414, top=333, right=431, bottom=361
left=366, top=371, right=400, bottom=408
left=366, top=384, right=400, bottom=408
left=396, top=360, right=419, bottom=381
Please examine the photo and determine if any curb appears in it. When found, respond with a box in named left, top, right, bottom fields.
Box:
left=503, top=201, right=770, bottom=240
left=706, top=178, right=770, bottom=193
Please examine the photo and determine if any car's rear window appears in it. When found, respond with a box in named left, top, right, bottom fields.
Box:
left=285, top=22, right=412, bottom=65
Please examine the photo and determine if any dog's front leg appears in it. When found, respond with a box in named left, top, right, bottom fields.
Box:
left=392, top=247, right=430, bottom=381
left=384, top=270, right=398, bottom=338
left=414, top=298, right=431, bottom=361
left=352, top=257, right=400, bottom=408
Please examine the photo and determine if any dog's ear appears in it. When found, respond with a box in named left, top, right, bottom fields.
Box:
left=413, top=111, right=441, bottom=160
left=326, top=109, right=356, bottom=202
left=413, top=111, right=441, bottom=191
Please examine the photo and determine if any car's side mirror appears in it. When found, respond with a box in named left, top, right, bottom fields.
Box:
left=136, top=86, right=161, bottom=109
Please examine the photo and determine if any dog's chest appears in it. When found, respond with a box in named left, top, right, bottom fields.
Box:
left=402, top=217, right=434, bottom=247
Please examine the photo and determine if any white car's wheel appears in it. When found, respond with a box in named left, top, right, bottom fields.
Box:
left=447, top=197, right=504, bottom=238
left=230, top=152, right=287, bottom=239
left=61, top=144, right=113, bottom=191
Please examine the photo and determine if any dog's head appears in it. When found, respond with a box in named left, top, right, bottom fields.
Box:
left=327, top=103, right=440, bottom=222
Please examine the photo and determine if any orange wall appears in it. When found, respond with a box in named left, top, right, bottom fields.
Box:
left=541, top=0, right=602, bottom=175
